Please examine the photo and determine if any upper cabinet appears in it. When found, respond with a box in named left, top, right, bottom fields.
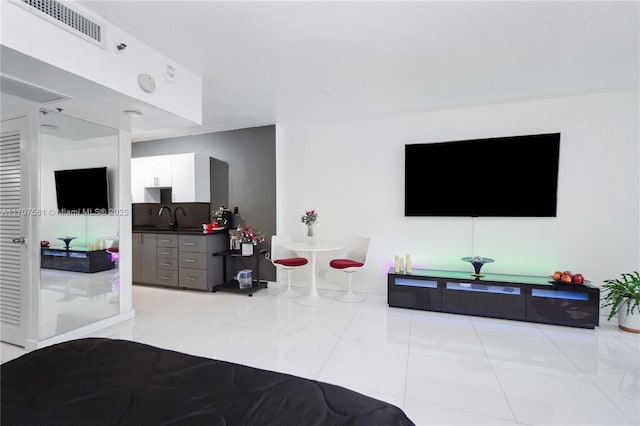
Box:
left=131, top=158, right=145, bottom=203
left=144, top=156, right=173, bottom=188
left=131, top=153, right=210, bottom=203
left=171, top=153, right=210, bottom=202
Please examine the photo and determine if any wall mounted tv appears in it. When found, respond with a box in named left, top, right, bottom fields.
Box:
left=54, top=167, right=109, bottom=213
left=405, top=133, right=560, bottom=217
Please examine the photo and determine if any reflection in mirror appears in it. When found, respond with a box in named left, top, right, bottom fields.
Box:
left=38, top=110, right=120, bottom=339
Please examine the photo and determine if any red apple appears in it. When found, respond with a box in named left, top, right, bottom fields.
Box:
left=561, top=274, right=572, bottom=283
left=563, top=271, right=573, bottom=277
left=572, top=273, right=584, bottom=284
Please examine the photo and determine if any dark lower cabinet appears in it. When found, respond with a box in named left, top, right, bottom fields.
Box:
left=525, top=285, right=600, bottom=328
left=388, top=268, right=600, bottom=329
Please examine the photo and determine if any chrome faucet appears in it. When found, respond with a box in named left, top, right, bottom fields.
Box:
left=158, top=206, right=174, bottom=230
left=173, top=206, right=187, bottom=229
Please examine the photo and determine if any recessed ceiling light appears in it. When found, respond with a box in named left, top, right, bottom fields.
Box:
left=124, top=110, right=143, bottom=117
left=40, top=124, right=58, bottom=130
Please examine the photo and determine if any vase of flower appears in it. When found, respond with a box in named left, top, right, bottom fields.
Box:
left=301, top=209, right=318, bottom=240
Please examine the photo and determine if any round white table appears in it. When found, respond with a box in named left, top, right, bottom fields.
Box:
left=284, top=241, right=342, bottom=306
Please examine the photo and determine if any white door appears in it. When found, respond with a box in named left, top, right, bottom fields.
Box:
left=0, top=117, right=30, bottom=346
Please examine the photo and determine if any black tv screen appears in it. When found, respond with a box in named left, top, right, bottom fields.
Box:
left=54, top=167, right=109, bottom=213
left=405, top=133, right=560, bottom=217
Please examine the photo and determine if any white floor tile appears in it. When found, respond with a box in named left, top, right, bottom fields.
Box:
left=480, top=333, right=588, bottom=380
left=495, top=366, right=634, bottom=425
left=0, top=342, right=27, bottom=363
left=278, top=308, right=356, bottom=342
left=245, top=334, right=336, bottom=379
left=405, top=352, right=516, bottom=421
left=5, top=284, right=636, bottom=426
left=180, top=324, right=272, bottom=364
left=404, top=398, right=519, bottom=426
left=318, top=339, right=408, bottom=397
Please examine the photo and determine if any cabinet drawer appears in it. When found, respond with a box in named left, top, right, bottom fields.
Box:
left=156, top=269, right=178, bottom=286
left=157, top=247, right=178, bottom=259
left=157, top=234, right=178, bottom=247
left=179, top=235, right=205, bottom=252
left=179, top=268, right=208, bottom=290
left=157, top=258, right=178, bottom=270
left=179, top=251, right=207, bottom=269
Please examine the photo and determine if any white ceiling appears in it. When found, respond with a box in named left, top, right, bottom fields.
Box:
left=79, top=1, right=639, bottom=141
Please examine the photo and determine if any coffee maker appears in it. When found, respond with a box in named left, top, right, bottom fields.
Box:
left=212, top=206, right=232, bottom=228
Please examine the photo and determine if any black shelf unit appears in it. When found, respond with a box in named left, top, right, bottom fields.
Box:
left=388, top=268, right=600, bottom=329
left=211, top=249, right=268, bottom=296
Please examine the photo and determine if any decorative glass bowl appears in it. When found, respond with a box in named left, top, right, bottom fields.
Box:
left=461, top=256, right=495, bottom=277
left=57, top=236, right=77, bottom=249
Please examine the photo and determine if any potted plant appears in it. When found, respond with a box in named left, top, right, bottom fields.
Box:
left=238, top=225, right=265, bottom=256
left=601, top=271, right=640, bottom=333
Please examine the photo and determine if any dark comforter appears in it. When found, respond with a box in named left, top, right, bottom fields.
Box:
left=1, top=338, right=414, bottom=425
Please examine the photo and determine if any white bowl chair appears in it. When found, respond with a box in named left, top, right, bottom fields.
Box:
left=268, top=235, right=308, bottom=298
left=330, top=236, right=371, bottom=303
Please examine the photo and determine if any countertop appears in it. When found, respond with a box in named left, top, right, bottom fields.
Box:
left=133, top=227, right=228, bottom=236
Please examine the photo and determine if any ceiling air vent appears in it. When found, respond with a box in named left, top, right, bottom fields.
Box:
left=13, top=0, right=106, bottom=49
left=0, top=75, right=71, bottom=104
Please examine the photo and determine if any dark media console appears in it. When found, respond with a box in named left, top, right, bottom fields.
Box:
left=41, top=247, right=114, bottom=273
left=388, top=268, right=600, bottom=329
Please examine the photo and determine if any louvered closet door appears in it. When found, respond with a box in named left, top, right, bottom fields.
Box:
left=0, top=117, right=29, bottom=347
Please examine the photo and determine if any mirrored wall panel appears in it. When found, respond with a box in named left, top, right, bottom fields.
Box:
left=38, top=110, right=120, bottom=339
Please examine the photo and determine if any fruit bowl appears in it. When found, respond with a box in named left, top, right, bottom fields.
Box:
left=548, top=279, right=591, bottom=286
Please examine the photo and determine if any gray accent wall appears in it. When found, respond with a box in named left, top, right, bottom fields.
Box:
left=132, top=125, right=276, bottom=281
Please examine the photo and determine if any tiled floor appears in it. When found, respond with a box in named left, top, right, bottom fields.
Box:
left=2, top=284, right=639, bottom=425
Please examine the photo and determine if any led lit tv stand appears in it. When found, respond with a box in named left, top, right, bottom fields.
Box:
left=387, top=268, right=600, bottom=329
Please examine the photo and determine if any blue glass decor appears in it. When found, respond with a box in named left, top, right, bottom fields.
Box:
left=461, top=256, right=495, bottom=277
left=57, top=236, right=77, bottom=249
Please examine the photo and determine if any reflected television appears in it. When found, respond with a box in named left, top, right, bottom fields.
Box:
left=404, top=133, right=560, bottom=217
left=54, top=167, right=109, bottom=213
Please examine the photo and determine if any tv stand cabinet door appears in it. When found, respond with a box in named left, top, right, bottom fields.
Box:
left=388, top=275, right=442, bottom=311
left=442, top=281, right=526, bottom=321
left=526, top=285, right=600, bottom=329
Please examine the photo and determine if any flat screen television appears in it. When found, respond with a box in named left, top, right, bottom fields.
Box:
left=54, top=167, right=109, bottom=213
left=405, top=133, right=560, bottom=217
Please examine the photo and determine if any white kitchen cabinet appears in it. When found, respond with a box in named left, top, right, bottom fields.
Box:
left=143, top=155, right=172, bottom=188
left=131, top=158, right=145, bottom=203
left=131, top=153, right=210, bottom=203
left=171, top=153, right=210, bottom=202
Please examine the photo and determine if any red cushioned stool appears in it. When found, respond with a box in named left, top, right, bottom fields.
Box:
left=329, top=236, right=371, bottom=303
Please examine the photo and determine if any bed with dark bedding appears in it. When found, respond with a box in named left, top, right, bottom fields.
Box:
left=1, top=338, right=414, bottom=425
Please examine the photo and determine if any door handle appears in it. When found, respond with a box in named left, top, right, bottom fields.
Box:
left=12, top=237, right=25, bottom=244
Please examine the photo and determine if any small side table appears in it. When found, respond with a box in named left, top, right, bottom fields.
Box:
left=211, top=249, right=268, bottom=296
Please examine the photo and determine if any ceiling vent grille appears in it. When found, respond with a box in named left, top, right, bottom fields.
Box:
left=14, top=0, right=105, bottom=48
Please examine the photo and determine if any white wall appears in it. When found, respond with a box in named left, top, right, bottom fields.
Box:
left=277, top=90, right=639, bottom=294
